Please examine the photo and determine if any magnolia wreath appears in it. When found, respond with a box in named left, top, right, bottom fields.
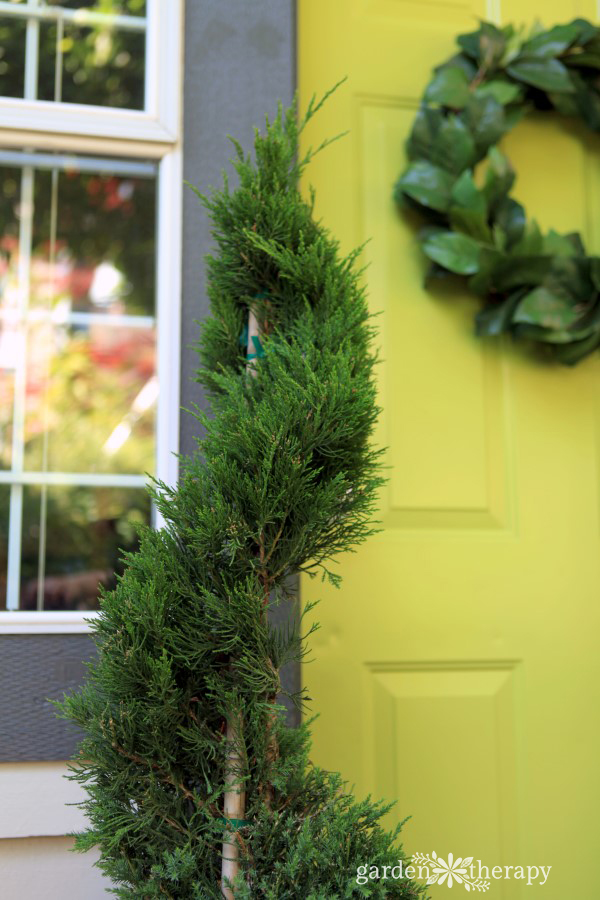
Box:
left=395, top=19, right=600, bottom=365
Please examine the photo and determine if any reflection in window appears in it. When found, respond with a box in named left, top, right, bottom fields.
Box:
left=0, top=1, right=146, bottom=109
left=0, top=151, right=157, bottom=610
left=18, top=485, right=150, bottom=611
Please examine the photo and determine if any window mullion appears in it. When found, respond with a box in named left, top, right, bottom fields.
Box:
left=24, top=0, right=41, bottom=102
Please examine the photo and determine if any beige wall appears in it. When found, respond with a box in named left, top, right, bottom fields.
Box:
left=0, top=763, right=110, bottom=897
left=0, top=838, right=108, bottom=898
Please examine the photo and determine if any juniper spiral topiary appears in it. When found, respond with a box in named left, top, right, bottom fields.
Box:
left=59, top=89, right=426, bottom=899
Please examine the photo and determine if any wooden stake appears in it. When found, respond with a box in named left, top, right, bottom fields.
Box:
left=221, top=710, right=246, bottom=899
left=220, top=307, right=259, bottom=898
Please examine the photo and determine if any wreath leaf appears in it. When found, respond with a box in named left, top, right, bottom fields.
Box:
left=422, top=230, right=483, bottom=274
left=425, top=66, right=471, bottom=108
left=507, top=57, right=575, bottom=92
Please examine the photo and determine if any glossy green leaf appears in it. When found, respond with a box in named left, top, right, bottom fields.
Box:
left=549, top=91, right=581, bottom=117
left=449, top=171, right=489, bottom=240
left=470, top=252, right=553, bottom=294
left=476, top=80, right=523, bottom=105
left=394, top=161, right=455, bottom=212
left=570, top=18, right=598, bottom=46
left=511, top=221, right=544, bottom=257
left=496, top=256, right=555, bottom=290
left=564, top=52, right=600, bottom=70
left=544, top=257, right=594, bottom=306
left=425, top=66, right=471, bottom=108
left=482, top=147, right=516, bottom=212
left=468, top=248, right=505, bottom=294
left=492, top=223, right=507, bottom=251
left=457, top=29, right=481, bottom=61
left=519, top=23, right=580, bottom=58
left=437, top=53, right=478, bottom=80
left=574, top=83, right=600, bottom=130
left=422, top=230, right=482, bottom=274
left=462, top=96, right=508, bottom=154
left=514, top=286, right=580, bottom=328
left=589, top=258, right=600, bottom=291
left=512, top=323, right=594, bottom=345
left=479, top=22, right=508, bottom=65
left=450, top=170, right=486, bottom=213
left=507, top=58, right=575, bottom=93
left=406, top=106, right=444, bottom=161
left=449, top=207, right=492, bottom=242
left=500, top=26, right=527, bottom=66
left=430, top=116, right=478, bottom=174
left=475, top=291, right=525, bottom=336
left=553, top=330, right=600, bottom=364
left=493, top=197, right=526, bottom=247
left=542, top=230, right=584, bottom=258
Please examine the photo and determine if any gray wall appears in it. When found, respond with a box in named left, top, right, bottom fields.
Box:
left=180, top=0, right=299, bottom=723
left=0, top=0, right=298, bottom=762
left=180, top=0, right=296, bottom=449
left=0, top=636, right=95, bottom=761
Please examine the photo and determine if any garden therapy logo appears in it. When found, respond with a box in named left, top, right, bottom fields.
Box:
left=412, top=852, right=489, bottom=891
left=355, top=853, right=551, bottom=890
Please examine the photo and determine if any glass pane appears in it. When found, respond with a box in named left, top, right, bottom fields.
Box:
left=0, top=485, right=9, bottom=610
left=0, top=166, right=21, bottom=471
left=30, top=167, right=156, bottom=317
left=38, top=21, right=145, bottom=110
left=24, top=322, right=156, bottom=474
left=0, top=2, right=146, bottom=108
left=20, top=485, right=150, bottom=611
left=46, top=1, right=146, bottom=13
left=0, top=367, right=14, bottom=470
left=0, top=17, right=26, bottom=99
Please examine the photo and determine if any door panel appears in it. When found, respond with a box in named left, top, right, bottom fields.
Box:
left=299, top=1, right=600, bottom=896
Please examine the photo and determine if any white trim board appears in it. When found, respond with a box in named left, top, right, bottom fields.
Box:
left=0, top=611, right=97, bottom=634
left=0, top=762, right=88, bottom=838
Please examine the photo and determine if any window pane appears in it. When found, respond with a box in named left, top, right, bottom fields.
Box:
left=38, top=21, right=145, bottom=110
left=0, top=485, right=9, bottom=610
left=0, top=166, right=21, bottom=471
left=0, top=2, right=146, bottom=110
left=0, top=17, right=26, bottom=99
left=46, top=1, right=146, bottom=13
left=20, top=485, right=150, bottom=611
left=31, top=167, right=156, bottom=318
left=0, top=154, right=158, bottom=612
left=24, top=323, right=156, bottom=475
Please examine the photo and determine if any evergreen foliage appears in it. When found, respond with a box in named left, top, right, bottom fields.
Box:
left=59, top=91, right=425, bottom=899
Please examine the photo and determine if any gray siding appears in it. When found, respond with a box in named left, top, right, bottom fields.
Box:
left=180, top=0, right=300, bottom=724
left=180, top=0, right=296, bottom=450
left=0, top=636, right=96, bottom=761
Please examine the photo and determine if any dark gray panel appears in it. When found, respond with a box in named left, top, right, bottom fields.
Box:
left=180, top=0, right=296, bottom=451
left=0, top=635, right=97, bottom=761
left=180, top=0, right=300, bottom=725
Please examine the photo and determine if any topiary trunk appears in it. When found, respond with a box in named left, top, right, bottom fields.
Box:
left=59, top=89, right=426, bottom=900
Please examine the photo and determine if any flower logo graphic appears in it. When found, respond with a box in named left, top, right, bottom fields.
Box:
left=412, top=852, right=490, bottom=891
left=431, top=852, right=470, bottom=887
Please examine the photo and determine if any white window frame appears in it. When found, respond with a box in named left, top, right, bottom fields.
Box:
left=0, top=0, right=184, bottom=635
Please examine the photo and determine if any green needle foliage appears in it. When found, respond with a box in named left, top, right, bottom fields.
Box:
left=59, top=90, right=426, bottom=899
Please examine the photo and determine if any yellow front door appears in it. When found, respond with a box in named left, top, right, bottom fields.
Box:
left=299, top=1, right=600, bottom=896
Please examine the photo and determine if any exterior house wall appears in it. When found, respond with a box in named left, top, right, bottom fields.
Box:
left=0, top=1, right=296, bottom=895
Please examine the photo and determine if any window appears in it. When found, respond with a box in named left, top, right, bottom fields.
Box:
left=0, top=0, right=182, bottom=630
